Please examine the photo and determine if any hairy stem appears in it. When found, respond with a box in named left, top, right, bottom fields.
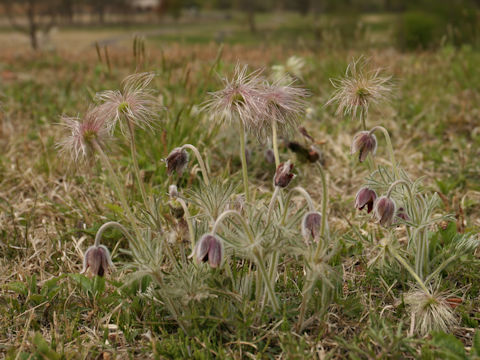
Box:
left=239, top=123, right=250, bottom=202
left=94, top=221, right=135, bottom=247
left=93, top=140, right=142, bottom=245
left=369, top=125, right=398, bottom=179
left=314, top=162, right=328, bottom=260
left=176, top=197, right=196, bottom=252
left=272, top=121, right=280, bottom=168
left=181, top=144, right=210, bottom=186
left=127, top=119, right=149, bottom=209
left=389, top=247, right=430, bottom=294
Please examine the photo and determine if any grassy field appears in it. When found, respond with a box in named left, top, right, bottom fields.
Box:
left=0, top=14, right=480, bottom=359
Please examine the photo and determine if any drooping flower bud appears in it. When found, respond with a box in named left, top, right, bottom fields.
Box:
left=301, top=211, right=322, bottom=241
left=165, top=147, right=189, bottom=175
left=355, top=187, right=377, bottom=213
left=351, top=131, right=377, bottom=162
left=374, top=196, right=396, bottom=226
left=194, top=234, right=224, bottom=268
left=81, top=245, right=114, bottom=277
left=274, top=160, right=294, bottom=188
left=396, top=207, right=410, bottom=222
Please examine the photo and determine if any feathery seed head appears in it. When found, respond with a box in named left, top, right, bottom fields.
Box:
left=57, top=107, right=109, bottom=163
left=326, top=57, right=392, bottom=119
left=351, top=131, right=377, bottom=162
left=261, top=79, right=308, bottom=136
left=95, top=72, right=161, bottom=133
left=405, top=288, right=458, bottom=335
left=203, top=63, right=265, bottom=132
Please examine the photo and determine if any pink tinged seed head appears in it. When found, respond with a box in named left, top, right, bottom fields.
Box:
left=301, top=211, right=322, bottom=240
left=351, top=131, right=377, bottom=162
left=194, top=234, right=224, bottom=268
left=57, top=107, right=109, bottom=163
left=326, top=57, right=392, bottom=119
left=261, top=79, right=308, bottom=135
left=274, top=160, right=295, bottom=188
left=165, top=147, right=189, bottom=175
left=95, top=72, right=161, bottom=133
left=374, top=196, right=396, bottom=227
left=81, top=245, right=113, bottom=277
left=203, top=63, right=266, bottom=132
left=355, top=187, right=377, bottom=213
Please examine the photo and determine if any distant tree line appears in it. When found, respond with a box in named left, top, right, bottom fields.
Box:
left=0, top=0, right=478, bottom=50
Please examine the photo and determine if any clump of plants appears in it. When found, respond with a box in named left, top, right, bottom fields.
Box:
left=327, top=57, right=479, bottom=335
left=58, top=56, right=478, bottom=340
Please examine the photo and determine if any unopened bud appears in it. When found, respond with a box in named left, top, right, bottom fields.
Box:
left=194, top=234, right=224, bottom=268
left=355, top=187, right=377, bottom=213
left=81, top=245, right=113, bottom=277
left=351, top=131, right=377, bottom=162
left=165, top=147, right=189, bottom=175
left=374, top=196, right=396, bottom=226
left=301, top=211, right=322, bottom=241
left=274, top=160, right=294, bottom=188
left=396, top=207, right=410, bottom=222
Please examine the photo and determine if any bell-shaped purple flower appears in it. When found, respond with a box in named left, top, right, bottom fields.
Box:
left=301, top=211, right=322, bottom=240
left=194, top=234, right=224, bottom=268
left=81, top=245, right=113, bottom=277
left=165, top=147, right=189, bottom=175
left=274, top=160, right=295, bottom=188
left=355, top=187, right=377, bottom=213
left=351, top=131, right=377, bottom=162
left=374, top=196, right=396, bottom=226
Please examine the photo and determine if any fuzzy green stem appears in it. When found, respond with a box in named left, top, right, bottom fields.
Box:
left=369, top=125, right=398, bottom=179
left=267, top=186, right=281, bottom=222
left=127, top=119, right=149, bottom=209
left=181, top=144, right=210, bottom=186
left=239, top=123, right=250, bottom=202
left=93, top=140, right=142, bottom=245
left=281, top=186, right=316, bottom=224
left=94, top=221, right=135, bottom=247
left=389, top=247, right=430, bottom=294
left=314, top=163, right=328, bottom=260
left=272, top=121, right=280, bottom=168
left=212, top=210, right=279, bottom=310
left=176, top=197, right=196, bottom=252
left=386, top=179, right=420, bottom=223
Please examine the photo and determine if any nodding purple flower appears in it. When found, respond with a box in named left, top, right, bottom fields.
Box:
left=355, top=187, right=377, bottom=213
left=194, top=234, right=224, bottom=268
left=274, top=160, right=295, bottom=188
left=165, top=147, right=189, bottom=175
left=396, top=207, right=410, bottom=222
left=81, top=245, right=113, bottom=277
left=351, top=131, right=377, bottom=162
left=374, top=196, right=396, bottom=226
left=203, top=63, right=265, bottom=132
left=95, top=72, right=162, bottom=133
left=57, top=107, right=110, bottom=163
left=301, top=211, right=322, bottom=241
